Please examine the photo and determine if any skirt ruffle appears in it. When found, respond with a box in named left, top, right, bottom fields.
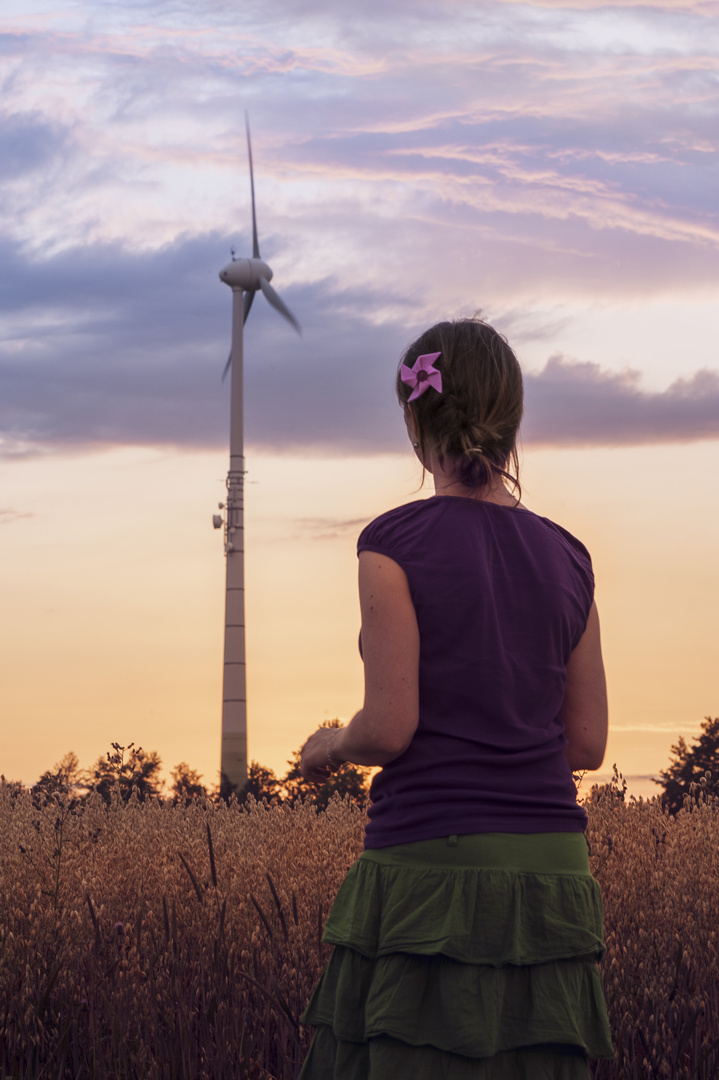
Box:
left=320, top=856, right=606, bottom=967
left=301, top=1028, right=596, bottom=1080
left=300, top=836, right=614, bottom=1079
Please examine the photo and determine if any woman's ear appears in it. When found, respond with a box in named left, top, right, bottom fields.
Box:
left=404, top=406, right=429, bottom=470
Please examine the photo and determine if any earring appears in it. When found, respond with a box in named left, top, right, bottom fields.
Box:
left=413, top=441, right=419, bottom=448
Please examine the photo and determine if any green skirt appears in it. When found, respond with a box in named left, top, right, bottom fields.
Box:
left=300, top=833, right=614, bottom=1080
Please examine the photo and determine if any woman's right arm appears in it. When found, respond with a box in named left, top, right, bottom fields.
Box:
left=299, top=550, right=420, bottom=780
left=560, top=601, right=608, bottom=772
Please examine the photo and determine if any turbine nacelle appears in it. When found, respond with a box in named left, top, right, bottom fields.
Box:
left=219, top=258, right=273, bottom=291
left=219, top=115, right=300, bottom=384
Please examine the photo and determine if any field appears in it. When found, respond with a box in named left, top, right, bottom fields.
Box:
left=1, top=779, right=718, bottom=1079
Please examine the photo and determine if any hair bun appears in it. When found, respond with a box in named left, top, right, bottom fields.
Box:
left=396, top=318, right=523, bottom=497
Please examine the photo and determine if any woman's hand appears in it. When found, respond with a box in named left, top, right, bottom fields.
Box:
left=300, top=727, right=345, bottom=782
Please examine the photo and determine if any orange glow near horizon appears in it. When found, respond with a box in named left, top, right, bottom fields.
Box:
left=1, top=439, right=717, bottom=794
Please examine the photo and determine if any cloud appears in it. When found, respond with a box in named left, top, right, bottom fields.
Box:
left=523, top=358, right=719, bottom=446
left=2, top=0, right=719, bottom=459
left=285, top=517, right=371, bottom=541
left=497, top=0, right=718, bottom=10
left=1, top=234, right=717, bottom=457
left=0, top=112, right=68, bottom=181
left=0, top=508, right=34, bottom=525
left=0, top=231, right=409, bottom=455
left=2, top=0, right=719, bottom=310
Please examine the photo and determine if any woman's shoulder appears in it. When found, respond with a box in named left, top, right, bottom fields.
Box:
left=357, top=497, right=593, bottom=578
left=357, top=498, right=440, bottom=557
left=531, top=513, right=593, bottom=570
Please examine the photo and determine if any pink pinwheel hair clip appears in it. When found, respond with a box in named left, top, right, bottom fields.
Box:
left=400, top=352, right=443, bottom=402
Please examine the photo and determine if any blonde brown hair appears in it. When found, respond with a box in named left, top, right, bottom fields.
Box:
left=396, top=318, right=523, bottom=497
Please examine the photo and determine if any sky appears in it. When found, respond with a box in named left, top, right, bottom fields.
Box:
left=1, top=0, right=718, bottom=793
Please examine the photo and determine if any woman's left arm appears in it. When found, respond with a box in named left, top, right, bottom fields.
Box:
left=300, top=551, right=420, bottom=780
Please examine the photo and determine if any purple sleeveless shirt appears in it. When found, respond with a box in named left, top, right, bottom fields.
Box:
left=357, top=496, right=593, bottom=848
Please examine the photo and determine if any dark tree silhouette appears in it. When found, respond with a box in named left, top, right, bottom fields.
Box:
left=214, top=762, right=281, bottom=803
left=32, top=752, right=83, bottom=801
left=170, top=762, right=207, bottom=801
left=240, top=761, right=282, bottom=803
left=655, top=717, right=719, bottom=814
left=283, top=719, right=371, bottom=811
left=0, top=776, right=25, bottom=800
left=89, top=742, right=163, bottom=804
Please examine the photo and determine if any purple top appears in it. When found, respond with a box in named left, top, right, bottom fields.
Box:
left=357, top=496, right=593, bottom=847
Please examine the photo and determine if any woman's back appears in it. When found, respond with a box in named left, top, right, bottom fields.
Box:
left=359, top=495, right=593, bottom=846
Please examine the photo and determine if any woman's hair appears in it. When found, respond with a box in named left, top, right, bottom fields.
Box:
left=396, top=317, right=523, bottom=497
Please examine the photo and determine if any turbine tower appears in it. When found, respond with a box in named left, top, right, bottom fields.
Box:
left=214, top=116, right=300, bottom=793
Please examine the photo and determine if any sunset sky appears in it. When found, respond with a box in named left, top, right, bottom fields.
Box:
left=1, top=0, right=718, bottom=794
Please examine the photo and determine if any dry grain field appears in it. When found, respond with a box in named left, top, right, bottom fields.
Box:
left=1, top=780, right=718, bottom=1079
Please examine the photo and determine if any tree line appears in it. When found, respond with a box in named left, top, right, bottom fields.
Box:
left=5, top=720, right=370, bottom=811
left=4, top=716, right=718, bottom=815
left=654, top=715, right=719, bottom=813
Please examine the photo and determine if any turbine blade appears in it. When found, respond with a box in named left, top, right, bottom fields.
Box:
left=245, top=112, right=260, bottom=260
left=221, top=349, right=232, bottom=382
left=243, top=289, right=255, bottom=323
left=259, top=276, right=301, bottom=336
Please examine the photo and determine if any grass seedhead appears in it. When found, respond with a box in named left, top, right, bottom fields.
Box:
left=3, top=780, right=718, bottom=1078
left=178, top=850, right=204, bottom=903
left=207, top=822, right=217, bottom=889
left=267, top=873, right=289, bottom=943
left=250, top=894, right=274, bottom=941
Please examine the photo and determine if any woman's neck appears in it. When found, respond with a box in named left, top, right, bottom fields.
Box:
left=430, top=459, right=521, bottom=507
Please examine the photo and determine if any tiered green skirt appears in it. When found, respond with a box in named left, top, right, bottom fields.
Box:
left=300, top=833, right=614, bottom=1080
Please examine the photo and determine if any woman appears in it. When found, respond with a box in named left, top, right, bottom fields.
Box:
left=299, top=318, right=614, bottom=1079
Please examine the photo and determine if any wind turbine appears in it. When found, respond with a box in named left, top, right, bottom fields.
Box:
left=214, top=116, right=301, bottom=794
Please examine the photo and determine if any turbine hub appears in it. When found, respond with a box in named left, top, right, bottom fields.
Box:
left=219, top=258, right=273, bottom=290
